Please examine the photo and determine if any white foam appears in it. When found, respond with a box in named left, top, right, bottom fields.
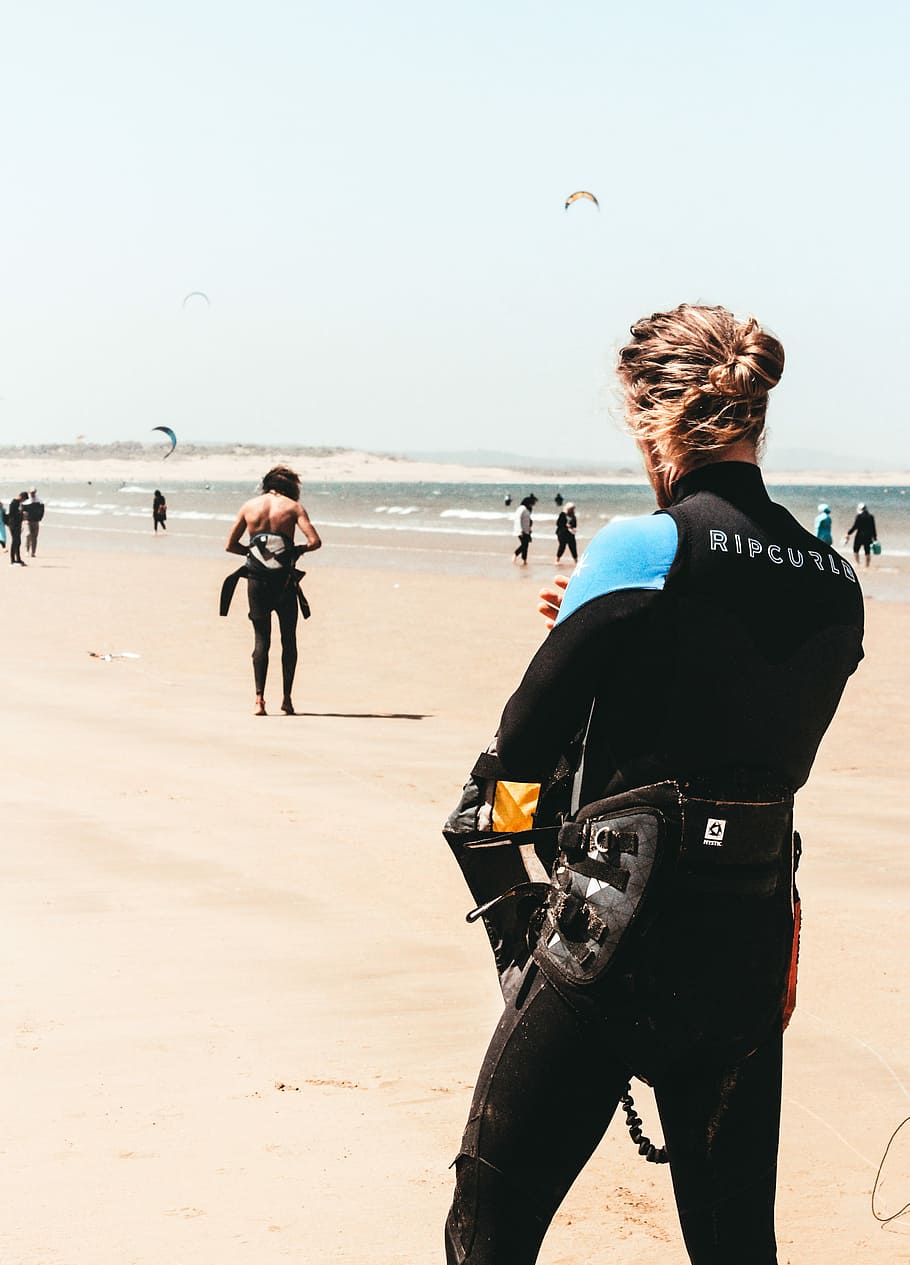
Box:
left=440, top=509, right=511, bottom=521
left=318, top=518, right=512, bottom=538
left=170, top=510, right=235, bottom=522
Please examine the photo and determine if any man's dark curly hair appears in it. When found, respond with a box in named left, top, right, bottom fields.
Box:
left=262, top=464, right=301, bottom=500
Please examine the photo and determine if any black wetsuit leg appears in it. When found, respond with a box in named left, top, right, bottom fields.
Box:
left=655, top=1033, right=782, bottom=1264
left=248, top=575, right=281, bottom=695
left=514, top=533, right=531, bottom=563
left=446, top=964, right=784, bottom=1265
left=251, top=612, right=272, bottom=694
left=276, top=586, right=299, bottom=698
left=445, top=964, right=629, bottom=1265
left=9, top=528, right=21, bottom=564
left=248, top=576, right=298, bottom=698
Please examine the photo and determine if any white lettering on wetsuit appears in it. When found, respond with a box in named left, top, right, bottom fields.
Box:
left=708, top=529, right=856, bottom=582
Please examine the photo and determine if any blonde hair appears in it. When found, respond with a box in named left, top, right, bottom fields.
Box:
left=616, top=304, right=784, bottom=470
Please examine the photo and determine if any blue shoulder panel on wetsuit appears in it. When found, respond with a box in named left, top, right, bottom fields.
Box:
left=555, top=513, right=679, bottom=625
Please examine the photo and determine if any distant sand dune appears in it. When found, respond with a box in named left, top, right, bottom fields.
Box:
left=1, top=445, right=908, bottom=486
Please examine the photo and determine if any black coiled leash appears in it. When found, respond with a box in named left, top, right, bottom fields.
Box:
left=620, top=1084, right=668, bottom=1164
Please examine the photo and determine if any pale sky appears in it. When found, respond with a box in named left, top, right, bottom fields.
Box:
left=2, top=0, right=908, bottom=464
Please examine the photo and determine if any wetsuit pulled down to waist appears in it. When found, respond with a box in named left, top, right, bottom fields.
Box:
left=219, top=532, right=312, bottom=620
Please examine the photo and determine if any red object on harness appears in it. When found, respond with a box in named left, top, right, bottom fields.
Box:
left=782, top=897, right=801, bottom=1030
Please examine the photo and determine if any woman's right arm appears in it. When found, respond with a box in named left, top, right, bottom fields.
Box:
left=497, top=515, right=679, bottom=781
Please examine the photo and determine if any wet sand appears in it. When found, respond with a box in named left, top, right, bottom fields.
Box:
left=0, top=545, right=907, bottom=1263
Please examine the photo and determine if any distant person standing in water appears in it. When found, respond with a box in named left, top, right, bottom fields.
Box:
left=844, top=502, right=877, bottom=567
left=223, top=465, right=322, bottom=716
left=555, top=501, right=578, bottom=565
left=6, top=492, right=27, bottom=565
left=512, top=495, right=537, bottom=566
left=814, top=503, right=833, bottom=545
left=152, top=490, right=167, bottom=532
left=23, top=489, right=44, bottom=557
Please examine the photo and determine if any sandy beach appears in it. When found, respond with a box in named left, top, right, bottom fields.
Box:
left=1, top=541, right=908, bottom=1264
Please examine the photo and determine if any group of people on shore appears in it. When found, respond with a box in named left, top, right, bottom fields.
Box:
left=0, top=489, right=44, bottom=564
left=514, top=493, right=881, bottom=573
left=815, top=500, right=879, bottom=566
left=512, top=494, right=578, bottom=567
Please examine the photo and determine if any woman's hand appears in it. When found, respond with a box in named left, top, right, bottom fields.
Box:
left=538, top=575, right=570, bottom=630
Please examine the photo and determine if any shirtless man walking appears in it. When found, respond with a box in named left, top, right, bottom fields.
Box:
left=225, top=465, right=321, bottom=716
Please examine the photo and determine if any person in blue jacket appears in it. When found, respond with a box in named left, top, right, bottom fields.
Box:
left=814, top=502, right=832, bottom=544
left=445, top=305, right=864, bottom=1265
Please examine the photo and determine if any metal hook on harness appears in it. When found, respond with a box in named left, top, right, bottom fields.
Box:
left=465, top=883, right=552, bottom=924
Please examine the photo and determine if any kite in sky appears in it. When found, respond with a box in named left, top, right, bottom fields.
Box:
left=182, top=291, right=211, bottom=308
left=151, top=426, right=177, bottom=458
left=564, top=191, right=599, bottom=210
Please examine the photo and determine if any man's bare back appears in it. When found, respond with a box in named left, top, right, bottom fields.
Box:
left=226, top=491, right=322, bottom=557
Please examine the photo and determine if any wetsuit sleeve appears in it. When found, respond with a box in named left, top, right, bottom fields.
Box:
left=496, top=514, right=679, bottom=781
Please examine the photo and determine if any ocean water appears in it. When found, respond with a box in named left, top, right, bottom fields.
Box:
left=3, top=477, right=909, bottom=597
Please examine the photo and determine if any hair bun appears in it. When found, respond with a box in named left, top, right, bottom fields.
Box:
left=615, top=304, right=785, bottom=472
left=707, top=359, right=747, bottom=398
left=706, top=319, right=785, bottom=400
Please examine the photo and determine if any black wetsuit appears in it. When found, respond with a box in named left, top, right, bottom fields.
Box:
left=846, top=508, right=876, bottom=555
left=447, top=464, right=864, bottom=1265
left=555, top=509, right=577, bottom=562
left=6, top=499, right=23, bottom=565
left=220, top=532, right=311, bottom=698
left=248, top=533, right=299, bottom=696
left=23, top=497, right=43, bottom=556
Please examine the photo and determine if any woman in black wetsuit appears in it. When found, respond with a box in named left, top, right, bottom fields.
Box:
left=445, top=305, right=865, bottom=1265
left=152, top=490, right=167, bottom=532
